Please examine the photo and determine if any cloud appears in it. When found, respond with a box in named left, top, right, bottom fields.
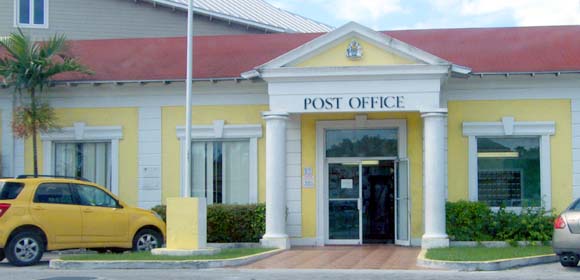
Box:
left=326, top=0, right=403, bottom=22
left=458, top=0, right=580, bottom=26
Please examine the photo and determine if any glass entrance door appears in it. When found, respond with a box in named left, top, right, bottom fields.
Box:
left=362, top=160, right=395, bottom=244
left=395, top=159, right=411, bottom=245
left=327, top=162, right=361, bottom=244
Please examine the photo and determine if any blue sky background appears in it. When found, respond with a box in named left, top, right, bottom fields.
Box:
left=268, top=0, right=580, bottom=30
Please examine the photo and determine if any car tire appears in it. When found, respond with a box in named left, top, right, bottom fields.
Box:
left=132, top=229, right=162, bottom=252
left=560, top=254, right=580, bottom=267
left=0, top=248, right=5, bottom=262
left=5, top=231, right=45, bottom=266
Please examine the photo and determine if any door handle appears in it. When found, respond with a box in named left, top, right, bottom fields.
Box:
left=32, top=206, right=45, bottom=211
left=83, top=208, right=94, bottom=213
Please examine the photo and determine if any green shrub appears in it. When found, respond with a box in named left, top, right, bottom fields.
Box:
left=446, top=200, right=494, bottom=241
left=151, top=203, right=265, bottom=243
left=446, top=200, right=555, bottom=242
left=151, top=205, right=166, bottom=222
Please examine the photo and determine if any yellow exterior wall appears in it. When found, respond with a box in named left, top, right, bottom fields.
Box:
left=294, top=38, right=415, bottom=67
left=161, top=105, right=268, bottom=203
left=301, top=112, right=424, bottom=240
left=448, top=100, right=572, bottom=213
left=24, top=108, right=139, bottom=206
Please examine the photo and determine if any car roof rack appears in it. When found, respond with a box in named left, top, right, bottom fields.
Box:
left=16, top=175, right=91, bottom=182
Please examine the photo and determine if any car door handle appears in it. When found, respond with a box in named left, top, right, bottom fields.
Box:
left=83, top=209, right=94, bottom=213
left=32, top=206, right=46, bottom=211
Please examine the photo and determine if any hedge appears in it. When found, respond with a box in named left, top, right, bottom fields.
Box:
left=446, top=200, right=555, bottom=242
left=151, top=203, right=265, bottom=243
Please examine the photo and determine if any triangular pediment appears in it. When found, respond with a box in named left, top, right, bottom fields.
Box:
left=250, top=22, right=467, bottom=71
left=293, top=37, right=416, bottom=67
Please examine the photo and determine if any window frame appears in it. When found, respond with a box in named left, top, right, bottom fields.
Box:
left=14, top=0, right=49, bottom=29
left=41, top=122, right=123, bottom=195
left=463, top=117, right=555, bottom=211
left=176, top=120, right=262, bottom=204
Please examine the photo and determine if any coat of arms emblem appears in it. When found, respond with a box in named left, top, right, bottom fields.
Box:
left=346, top=40, right=363, bottom=59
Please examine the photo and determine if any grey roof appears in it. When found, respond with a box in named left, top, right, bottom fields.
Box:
left=148, top=0, right=333, bottom=33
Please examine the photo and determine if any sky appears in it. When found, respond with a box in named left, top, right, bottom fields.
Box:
left=268, top=0, right=580, bottom=30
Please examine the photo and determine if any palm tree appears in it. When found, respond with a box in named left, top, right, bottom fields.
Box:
left=0, top=29, right=91, bottom=177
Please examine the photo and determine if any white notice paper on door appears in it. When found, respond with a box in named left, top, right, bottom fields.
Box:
left=341, top=179, right=353, bottom=189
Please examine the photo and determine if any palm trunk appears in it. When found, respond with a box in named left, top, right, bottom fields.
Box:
left=32, top=128, right=38, bottom=177
left=30, top=88, right=38, bottom=177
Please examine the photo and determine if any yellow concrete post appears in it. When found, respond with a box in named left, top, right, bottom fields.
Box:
left=152, top=197, right=219, bottom=256
left=165, top=197, right=206, bottom=250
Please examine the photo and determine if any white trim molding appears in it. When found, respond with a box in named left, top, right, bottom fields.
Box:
left=40, top=122, right=123, bottom=195
left=176, top=121, right=263, bottom=203
left=462, top=117, right=555, bottom=210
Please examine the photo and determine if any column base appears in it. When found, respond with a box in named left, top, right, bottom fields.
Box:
left=421, top=235, right=449, bottom=249
left=260, top=236, right=291, bottom=249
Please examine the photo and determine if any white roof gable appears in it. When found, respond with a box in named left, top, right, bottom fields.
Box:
left=246, top=22, right=471, bottom=75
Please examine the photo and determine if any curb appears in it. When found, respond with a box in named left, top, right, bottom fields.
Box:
left=416, top=250, right=558, bottom=271
left=49, top=248, right=284, bottom=270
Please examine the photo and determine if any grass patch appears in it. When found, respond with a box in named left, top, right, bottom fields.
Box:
left=426, top=246, right=554, bottom=261
left=60, top=248, right=275, bottom=261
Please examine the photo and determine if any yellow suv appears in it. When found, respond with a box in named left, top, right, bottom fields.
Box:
left=0, top=176, right=166, bottom=266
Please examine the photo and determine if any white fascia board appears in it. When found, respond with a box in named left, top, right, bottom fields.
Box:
left=148, top=0, right=286, bottom=33
left=260, top=64, right=451, bottom=82
left=254, top=22, right=460, bottom=71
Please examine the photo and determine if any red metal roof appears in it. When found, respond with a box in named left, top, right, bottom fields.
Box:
left=10, top=25, right=580, bottom=81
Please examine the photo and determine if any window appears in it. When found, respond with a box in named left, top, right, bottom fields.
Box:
left=75, top=184, right=118, bottom=208
left=477, top=137, right=540, bottom=207
left=191, top=141, right=250, bottom=204
left=0, top=182, right=24, bottom=200
left=16, top=0, right=48, bottom=27
left=176, top=121, right=261, bottom=205
left=54, top=142, right=111, bottom=189
left=326, top=129, right=398, bottom=157
left=34, top=183, right=74, bottom=205
left=463, top=117, right=555, bottom=210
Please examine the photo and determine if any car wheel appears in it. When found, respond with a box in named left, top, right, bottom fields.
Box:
left=132, top=229, right=162, bottom=252
left=560, top=254, right=580, bottom=267
left=0, top=248, right=5, bottom=262
left=5, top=232, right=44, bottom=266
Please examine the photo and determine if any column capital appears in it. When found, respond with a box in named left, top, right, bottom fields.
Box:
left=262, top=111, right=289, bottom=121
left=420, top=108, right=448, bottom=118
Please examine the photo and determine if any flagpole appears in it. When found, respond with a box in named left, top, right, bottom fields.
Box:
left=183, top=0, right=194, bottom=198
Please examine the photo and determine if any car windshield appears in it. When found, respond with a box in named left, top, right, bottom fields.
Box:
left=0, top=181, right=25, bottom=200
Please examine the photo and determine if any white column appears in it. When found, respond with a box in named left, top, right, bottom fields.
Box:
left=421, top=110, right=449, bottom=249
left=261, top=112, right=290, bottom=249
